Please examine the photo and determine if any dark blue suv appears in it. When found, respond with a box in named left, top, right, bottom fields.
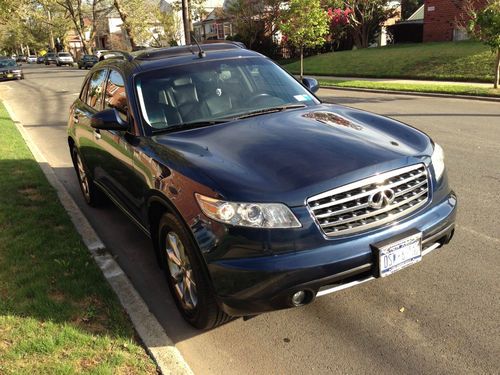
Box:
left=67, top=43, right=457, bottom=329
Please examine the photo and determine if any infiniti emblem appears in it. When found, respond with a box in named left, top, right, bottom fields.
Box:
left=368, top=188, right=395, bottom=209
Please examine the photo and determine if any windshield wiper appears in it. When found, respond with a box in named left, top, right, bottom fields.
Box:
left=231, top=104, right=307, bottom=120
left=152, top=119, right=230, bottom=134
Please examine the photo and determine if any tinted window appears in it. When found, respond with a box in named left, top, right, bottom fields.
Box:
left=58, top=53, right=70, bottom=56
left=104, top=70, right=127, bottom=120
left=86, top=70, right=107, bottom=109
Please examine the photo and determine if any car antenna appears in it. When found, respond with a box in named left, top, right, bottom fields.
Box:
left=190, top=33, right=205, bottom=58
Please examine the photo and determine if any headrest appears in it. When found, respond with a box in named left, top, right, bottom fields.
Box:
left=173, top=77, right=193, bottom=86
left=172, top=84, right=198, bottom=107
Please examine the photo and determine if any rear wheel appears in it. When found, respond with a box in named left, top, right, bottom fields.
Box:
left=72, top=147, right=104, bottom=206
left=158, top=213, right=231, bottom=329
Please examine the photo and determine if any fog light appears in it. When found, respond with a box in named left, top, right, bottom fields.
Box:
left=292, top=290, right=306, bottom=306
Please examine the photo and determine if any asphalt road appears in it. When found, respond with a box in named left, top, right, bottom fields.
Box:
left=1, top=64, right=499, bottom=375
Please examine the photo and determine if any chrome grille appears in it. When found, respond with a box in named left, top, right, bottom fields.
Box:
left=307, top=164, right=430, bottom=237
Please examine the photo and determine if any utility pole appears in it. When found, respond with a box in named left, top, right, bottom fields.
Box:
left=182, top=0, right=191, bottom=45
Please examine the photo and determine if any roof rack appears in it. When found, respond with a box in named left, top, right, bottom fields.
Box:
left=134, top=42, right=245, bottom=60
left=98, top=42, right=246, bottom=63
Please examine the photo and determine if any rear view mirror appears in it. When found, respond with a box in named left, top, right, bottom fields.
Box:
left=302, top=77, right=319, bottom=94
left=91, top=108, right=128, bottom=131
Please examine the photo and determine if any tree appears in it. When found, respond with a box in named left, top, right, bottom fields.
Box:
left=332, top=0, right=398, bottom=48
left=56, top=0, right=110, bottom=54
left=113, top=0, right=138, bottom=49
left=279, top=0, right=329, bottom=79
left=468, top=0, right=500, bottom=88
left=401, top=0, right=424, bottom=20
left=225, top=0, right=282, bottom=49
left=113, top=0, right=166, bottom=49
left=0, top=0, right=70, bottom=54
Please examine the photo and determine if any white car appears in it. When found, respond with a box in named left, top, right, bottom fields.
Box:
left=56, top=52, right=74, bottom=66
left=27, top=55, right=37, bottom=64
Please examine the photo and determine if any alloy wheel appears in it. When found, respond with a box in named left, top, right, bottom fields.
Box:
left=165, top=231, right=198, bottom=311
left=75, top=153, right=90, bottom=201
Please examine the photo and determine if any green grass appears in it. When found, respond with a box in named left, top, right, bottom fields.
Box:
left=280, top=41, right=496, bottom=82
left=318, top=79, right=500, bottom=97
left=0, top=104, right=156, bottom=374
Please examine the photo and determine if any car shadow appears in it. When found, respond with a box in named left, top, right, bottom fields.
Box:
left=52, top=165, right=206, bottom=342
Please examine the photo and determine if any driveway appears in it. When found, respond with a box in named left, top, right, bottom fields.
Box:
left=1, top=64, right=499, bottom=374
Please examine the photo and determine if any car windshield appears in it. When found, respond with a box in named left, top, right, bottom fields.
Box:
left=59, top=53, right=70, bottom=56
left=0, top=59, right=16, bottom=67
left=136, top=57, right=320, bottom=131
left=46, top=54, right=56, bottom=57
left=83, top=55, right=96, bottom=59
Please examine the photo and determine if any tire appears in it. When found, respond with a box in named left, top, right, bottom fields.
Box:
left=158, top=213, right=231, bottom=330
left=71, top=146, right=104, bottom=207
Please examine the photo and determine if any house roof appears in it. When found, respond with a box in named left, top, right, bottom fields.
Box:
left=408, top=4, right=424, bottom=21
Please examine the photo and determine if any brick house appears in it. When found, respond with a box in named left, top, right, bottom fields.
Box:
left=423, top=0, right=488, bottom=42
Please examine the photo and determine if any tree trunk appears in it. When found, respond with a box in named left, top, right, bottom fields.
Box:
left=300, top=46, right=304, bottom=80
left=495, top=48, right=499, bottom=89
left=182, top=0, right=190, bottom=44
left=113, top=0, right=137, bottom=50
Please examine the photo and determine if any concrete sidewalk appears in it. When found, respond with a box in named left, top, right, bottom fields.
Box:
left=311, top=75, right=493, bottom=88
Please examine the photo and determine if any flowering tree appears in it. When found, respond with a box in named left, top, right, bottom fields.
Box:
left=468, top=0, right=500, bottom=88
left=327, top=7, right=351, bottom=47
left=279, top=0, right=329, bottom=79
left=331, top=0, right=398, bottom=48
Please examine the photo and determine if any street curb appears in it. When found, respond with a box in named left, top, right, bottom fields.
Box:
left=3, top=102, right=193, bottom=375
left=319, top=85, right=500, bottom=102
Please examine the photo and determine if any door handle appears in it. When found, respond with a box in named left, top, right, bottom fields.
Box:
left=93, top=129, right=101, bottom=140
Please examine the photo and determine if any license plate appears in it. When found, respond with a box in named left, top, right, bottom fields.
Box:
left=378, top=232, right=422, bottom=277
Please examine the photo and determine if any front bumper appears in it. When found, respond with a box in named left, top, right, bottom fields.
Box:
left=0, top=71, right=22, bottom=80
left=207, top=191, right=457, bottom=316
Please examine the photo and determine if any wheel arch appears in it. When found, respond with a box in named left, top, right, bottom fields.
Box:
left=146, top=192, right=216, bottom=290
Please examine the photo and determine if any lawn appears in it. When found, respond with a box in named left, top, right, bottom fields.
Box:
left=0, top=103, right=156, bottom=374
left=280, top=41, right=495, bottom=83
left=318, top=79, right=500, bottom=98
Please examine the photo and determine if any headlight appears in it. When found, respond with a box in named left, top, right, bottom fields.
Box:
left=431, top=143, right=445, bottom=181
left=195, top=193, right=301, bottom=228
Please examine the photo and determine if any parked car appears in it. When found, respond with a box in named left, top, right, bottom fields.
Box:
left=36, top=56, right=45, bottom=64
left=27, top=55, right=37, bottom=64
left=67, top=44, right=457, bottom=330
left=44, top=53, right=57, bottom=65
left=77, top=54, right=98, bottom=69
left=56, top=52, right=74, bottom=66
left=16, top=55, right=27, bottom=62
left=0, top=57, right=24, bottom=80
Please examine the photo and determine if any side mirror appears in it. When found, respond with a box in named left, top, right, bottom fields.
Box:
left=91, top=108, right=128, bottom=131
left=302, top=77, right=319, bottom=94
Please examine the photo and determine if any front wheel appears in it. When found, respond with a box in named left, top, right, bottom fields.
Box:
left=158, top=213, right=231, bottom=330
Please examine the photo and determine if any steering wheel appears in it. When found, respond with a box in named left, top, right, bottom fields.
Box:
left=247, top=93, right=272, bottom=106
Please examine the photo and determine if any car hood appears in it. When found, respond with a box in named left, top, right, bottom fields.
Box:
left=151, top=104, right=433, bottom=206
left=0, top=66, right=18, bottom=72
